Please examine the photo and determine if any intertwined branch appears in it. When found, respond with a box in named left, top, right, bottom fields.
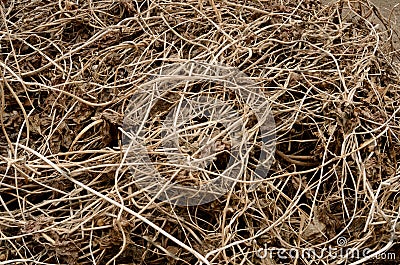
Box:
left=0, top=0, right=399, bottom=264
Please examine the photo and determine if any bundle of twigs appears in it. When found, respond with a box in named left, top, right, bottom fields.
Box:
left=0, top=0, right=399, bottom=264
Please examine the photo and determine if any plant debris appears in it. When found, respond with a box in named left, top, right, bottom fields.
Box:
left=0, top=0, right=399, bottom=264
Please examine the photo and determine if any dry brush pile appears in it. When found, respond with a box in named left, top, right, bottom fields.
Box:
left=0, top=0, right=399, bottom=264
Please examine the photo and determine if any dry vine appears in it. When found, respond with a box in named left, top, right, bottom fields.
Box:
left=0, top=0, right=399, bottom=264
